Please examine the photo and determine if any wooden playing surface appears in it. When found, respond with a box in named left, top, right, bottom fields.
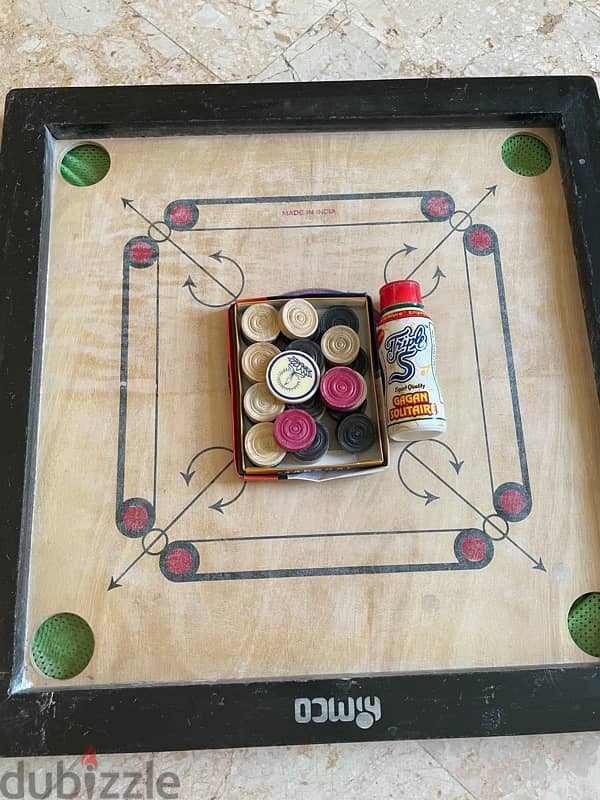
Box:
left=19, top=127, right=600, bottom=689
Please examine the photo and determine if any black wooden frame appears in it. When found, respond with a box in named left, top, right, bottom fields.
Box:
left=1, top=77, right=600, bottom=756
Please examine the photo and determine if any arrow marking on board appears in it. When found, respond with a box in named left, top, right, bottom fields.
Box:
left=383, top=243, right=418, bottom=284
left=422, top=266, right=447, bottom=299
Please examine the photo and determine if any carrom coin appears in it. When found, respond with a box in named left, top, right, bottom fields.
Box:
left=244, top=422, right=286, bottom=467
left=278, top=298, right=319, bottom=340
left=320, top=366, right=367, bottom=412
left=243, top=382, right=285, bottom=422
left=319, top=305, right=360, bottom=336
left=293, top=421, right=329, bottom=462
left=241, top=303, right=280, bottom=343
left=336, top=413, right=376, bottom=453
left=321, top=324, right=361, bottom=365
left=285, top=338, right=325, bottom=371
left=241, top=342, right=280, bottom=383
left=273, top=409, right=317, bottom=452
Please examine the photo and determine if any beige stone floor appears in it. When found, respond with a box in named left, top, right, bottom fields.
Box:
left=1, top=0, right=600, bottom=798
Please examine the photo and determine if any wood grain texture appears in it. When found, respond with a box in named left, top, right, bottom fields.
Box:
left=20, top=127, right=600, bottom=689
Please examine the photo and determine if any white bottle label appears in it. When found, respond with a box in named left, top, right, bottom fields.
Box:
left=378, top=312, right=446, bottom=439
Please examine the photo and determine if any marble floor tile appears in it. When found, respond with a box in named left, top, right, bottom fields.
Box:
left=256, top=0, right=600, bottom=83
left=424, top=733, right=600, bottom=800
left=577, top=0, right=600, bottom=17
left=126, top=0, right=340, bottom=81
left=1, top=0, right=215, bottom=104
left=0, top=743, right=478, bottom=800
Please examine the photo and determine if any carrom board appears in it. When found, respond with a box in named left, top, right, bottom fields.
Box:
left=1, top=78, right=600, bottom=756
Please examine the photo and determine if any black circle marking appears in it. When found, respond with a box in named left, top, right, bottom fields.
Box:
left=116, top=497, right=155, bottom=538
left=493, top=481, right=532, bottom=522
left=160, top=541, right=201, bottom=581
left=124, top=235, right=159, bottom=269
left=453, top=529, right=494, bottom=568
left=164, top=200, right=200, bottom=231
left=420, top=191, right=456, bottom=222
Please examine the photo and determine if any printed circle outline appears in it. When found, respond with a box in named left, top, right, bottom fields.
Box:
left=147, top=220, right=172, bottom=242
left=482, top=514, right=510, bottom=541
left=449, top=210, right=473, bottom=232
left=142, top=528, right=169, bottom=556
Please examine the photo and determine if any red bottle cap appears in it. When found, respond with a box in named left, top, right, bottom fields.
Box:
left=379, top=280, right=423, bottom=312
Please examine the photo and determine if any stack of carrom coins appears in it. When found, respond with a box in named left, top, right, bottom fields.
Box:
left=238, top=298, right=377, bottom=469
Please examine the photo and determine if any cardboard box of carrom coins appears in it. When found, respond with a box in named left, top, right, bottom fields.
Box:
left=227, top=292, right=389, bottom=481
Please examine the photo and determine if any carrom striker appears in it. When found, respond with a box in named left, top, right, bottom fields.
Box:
left=266, top=350, right=320, bottom=404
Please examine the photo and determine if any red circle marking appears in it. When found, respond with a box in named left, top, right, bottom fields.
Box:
left=469, top=228, right=493, bottom=251
left=122, top=504, right=149, bottom=533
left=130, top=241, right=154, bottom=264
left=169, top=204, right=194, bottom=227
left=426, top=195, right=449, bottom=218
left=166, top=547, right=194, bottom=576
left=460, top=534, right=488, bottom=562
left=499, top=488, right=527, bottom=516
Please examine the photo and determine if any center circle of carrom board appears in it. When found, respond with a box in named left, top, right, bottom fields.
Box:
left=160, top=541, right=200, bottom=579
left=568, top=593, right=600, bottom=658
left=501, top=133, right=552, bottom=177
left=32, top=613, right=95, bottom=680
left=59, top=143, right=110, bottom=187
